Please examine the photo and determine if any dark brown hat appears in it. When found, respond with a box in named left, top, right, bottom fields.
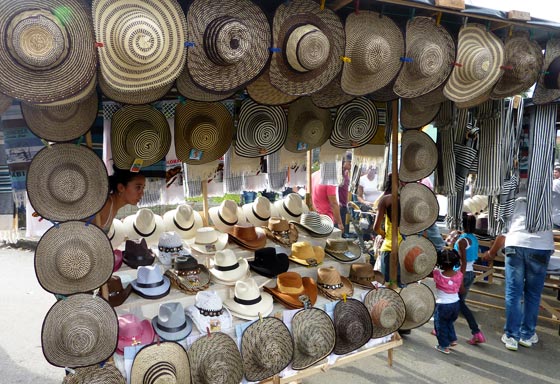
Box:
left=106, top=275, right=133, bottom=308
left=122, top=238, right=156, bottom=269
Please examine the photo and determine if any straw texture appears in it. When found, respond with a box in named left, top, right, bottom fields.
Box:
left=130, top=341, right=191, bottom=384
left=311, top=75, right=355, bottom=108
left=189, top=332, right=243, bottom=384
left=330, top=97, right=378, bottom=149
left=400, top=98, right=441, bottom=130
left=399, top=282, right=436, bottom=330
left=99, top=73, right=173, bottom=105
left=285, top=97, right=332, bottom=153
left=247, top=68, right=299, bottom=106
left=364, top=288, right=406, bottom=338
left=399, top=183, right=439, bottom=236
left=63, top=364, right=125, bottom=384
left=291, top=212, right=334, bottom=237
left=291, top=308, right=335, bottom=370
left=176, top=68, right=236, bottom=102
left=333, top=298, right=373, bottom=355
left=530, top=39, right=560, bottom=105
left=398, top=236, right=437, bottom=284
left=399, top=129, right=438, bottom=182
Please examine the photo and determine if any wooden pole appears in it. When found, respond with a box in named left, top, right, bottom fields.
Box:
left=389, top=100, right=399, bottom=288
left=201, top=180, right=209, bottom=226
left=306, top=149, right=313, bottom=210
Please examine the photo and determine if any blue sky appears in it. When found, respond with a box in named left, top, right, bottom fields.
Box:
left=468, top=1, right=560, bottom=22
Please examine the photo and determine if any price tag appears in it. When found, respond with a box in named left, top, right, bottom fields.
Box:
left=296, top=142, right=308, bottom=151
left=189, top=148, right=203, bottom=160
left=130, top=158, right=144, bottom=173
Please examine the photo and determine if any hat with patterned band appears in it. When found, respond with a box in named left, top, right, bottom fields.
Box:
left=289, top=241, right=325, bottom=267
left=348, top=263, right=385, bottom=288
left=398, top=236, right=437, bottom=284
left=399, top=282, right=436, bottom=330
left=247, top=68, right=299, bottom=106
left=166, top=255, right=211, bottom=293
left=273, top=193, right=309, bottom=222
left=152, top=302, right=192, bottom=341
left=62, top=363, right=125, bottom=384
left=263, top=271, right=318, bottom=309
left=157, top=231, right=190, bottom=267
left=311, top=74, right=355, bottom=109
left=163, top=204, right=203, bottom=240
left=530, top=38, right=560, bottom=105
left=363, top=287, right=406, bottom=338
left=324, top=238, right=361, bottom=262
left=262, top=216, right=299, bottom=247
left=285, top=97, right=333, bottom=153
left=186, top=291, right=233, bottom=334
left=242, top=196, right=272, bottom=227
left=333, top=298, right=373, bottom=355
left=330, top=97, right=379, bottom=149
left=188, top=332, right=243, bottom=384
left=223, top=277, right=274, bottom=320
left=399, top=98, right=441, bottom=130
left=130, top=341, right=191, bottom=384
left=317, top=266, right=354, bottom=301
left=291, top=307, right=335, bottom=370
left=399, top=129, right=438, bottom=182
left=186, top=227, right=229, bottom=255
left=399, top=182, right=439, bottom=236
left=291, top=212, right=334, bottom=238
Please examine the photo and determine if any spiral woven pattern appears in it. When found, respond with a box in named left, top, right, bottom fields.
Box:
left=399, top=129, right=438, bottom=182
left=291, top=308, right=335, bottom=370
left=286, top=97, right=332, bottom=153
left=364, top=288, right=406, bottom=338
left=99, top=69, right=173, bottom=105
left=247, top=68, right=299, bottom=106
left=333, top=298, right=373, bottom=355
left=131, top=342, right=190, bottom=384
left=331, top=97, right=378, bottom=149
left=189, top=332, right=243, bottom=384
left=367, top=78, right=398, bottom=102
left=398, top=236, right=437, bottom=284
left=533, top=39, right=560, bottom=105
left=311, top=75, right=354, bottom=108
left=63, top=363, right=125, bottom=384
left=292, top=212, right=333, bottom=236
left=399, top=282, right=435, bottom=330
left=399, top=183, right=439, bottom=236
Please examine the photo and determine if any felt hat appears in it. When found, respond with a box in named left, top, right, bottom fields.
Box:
left=188, top=332, right=243, bottom=384
left=532, top=38, right=560, bottom=105
left=243, top=196, right=272, bottom=227
left=330, top=97, right=378, bottom=149
left=262, top=216, right=299, bottom=247
left=291, top=212, right=334, bottom=238
left=269, top=0, right=345, bottom=96
left=246, top=68, right=299, bottom=106
left=273, top=193, right=309, bottom=222
left=99, top=73, right=174, bottom=105
left=130, top=265, right=171, bottom=300
left=130, top=342, right=191, bottom=384
left=152, top=302, right=192, bottom=341
left=108, top=219, right=127, bottom=250
left=176, top=68, right=236, bottom=102
left=399, top=98, right=441, bottom=130
left=398, top=236, right=437, bottom=284
left=105, top=275, right=133, bottom=308
left=317, top=266, right=354, bottom=301
left=399, top=282, right=436, bottom=330
left=62, top=364, right=124, bottom=384
left=363, top=287, right=406, bottom=338
left=208, top=199, right=246, bottom=233
left=223, top=278, right=274, bottom=320
left=263, top=271, right=318, bottom=309
left=157, top=231, right=190, bottom=267
left=123, top=209, right=165, bottom=247
left=186, top=291, right=233, bottom=334
left=311, top=75, right=355, bottom=109
left=399, top=130, right=438, bottom=182
left=227, top=224, right=267, bottom=250
left=209, top=249, right=250, bottom=284
left=122, top=238, right=156, bottom=269
left=163, top=205, right=203, bottom=240
left=41, top=294, right=117, bottom=367
left=249, top=247, right=290, bottom=278
left=341, top=11, right=404, bottom=96
left=186, top=227, right=229, bottom=255
left=291, top=308, right=335, bottom=370
left=324, top=238, right=361, bottom=262
left=166, top=255, right=211, bottom=293
left=333, top=298, right=373, bottom=355
left=289, top=241, right=325, bottom=267
left=399, top=182, right=439, bottom=236
left=116, top=314, right=155, bottom=355
left=348, top=263, right=386, bottom=288
left=285, top=97, right=333, bottom=153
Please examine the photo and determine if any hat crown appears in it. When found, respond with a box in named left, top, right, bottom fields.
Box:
left=371, top=299, right=398, bottom=328
left=326, top=238, right=349, bottom=252
left=403, top=141, right=431, bottom=172
left=124, top=238, right=152, bottom=260
left=291, top=241, right=313, bottom=258
left=339, top=109, right=368, bottom=142
left=158, top=231, right=183, bottom=248
left=286, top=24, right=330, bottom=72
left=219, top=199, right=239, bottom=223
left=205, top=16, right=250, bottom=66
left=284, top=193, right=304, bottom=216
left=269, top=217, right=289, bottom=231
left=136, top=209, right=156, bottom=230
left=350, top=263, right=374, bottom=279
left=318, top=266, right=342, bottom=285
left=461, top=46, right=494, bottom=83
left=174, top=255, right=197, bottom=270
left=235, top=278, right=260, bottom=301
left=353, top=34, right=390, bottom=75
left=403, top=196, right=431, bottom=224
left=56, top=245, right=92, bottom=281
left=195, top=227, right=219, bottom=244
left=214, top=249, right=238, bottom=267
left=254, top=247, right=277, bottom=264
left=189, top=115, right=220, bottom=150
left=137, top=265, right=163, bottom=284
left=49, top=163, right=88, bottom=204
left=175, top=204, right=195, bottom=227
left=157, top=302, right=186, bottom=327
left=253, top=196, right=271, bottom=217
left=277, top=271, right=305, bottom=294
left=404, top=246, right=429, bottom=274
left=407, top=298, right=428, bottom=323
left=113, top=11, right=163, bottom=66
left=407, top=42, right=445, bottom=79
left=195, top=291, right=223, bottom=312
left=118, top=314, right=145, bottom=340
left=300, top=212, right=322, bottom=227
left=301, top=118, right=325, bottom=142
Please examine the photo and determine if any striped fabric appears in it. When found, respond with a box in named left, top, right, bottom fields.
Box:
left=434, top=101, right=456, bottom=196
left=267, top=150, right=287, bottom=191
left=224, top=148, right=243, bottom=194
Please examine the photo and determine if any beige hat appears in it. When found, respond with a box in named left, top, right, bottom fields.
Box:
left=399, top=282, right=436, bottom=330
left=317, top=266, right=354, bottom=301
left=247, top=68, right=299, bottom=106
left=122, top=208, right=165, bottom=246
left=176, top=69, right=236, bottom=102
left=242, top=196, right=272, bottom=227
left=325, top=238, right=361, bottom=263
left=285, top=97, right=333, bottom=153
left=188, top=332, right=243, bottom=384
left=399, top=130, right=438, bottom=182
left=130, top=341, right=191, bottom=384
left=398, top=236, right=437, bottom=284
left=186, top=227, right=229, bottom=255
left=399, top=183, right=439, bottom=236
left=399, top=98, right=441, bottom=130
left=363, top=287, right=406, bottom=338
left=289, top=241, right=325, bottom=267
left=532, top=38, right=560, bottom=105
left=311, top=74, right=355, bottom=109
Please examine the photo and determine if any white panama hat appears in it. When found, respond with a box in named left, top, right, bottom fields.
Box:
left=223, top=277, right=274, bottom=321
left=122, top=208, right=164, bottom=246
left=186, top=227, right=229, bottom=255
left=209, top=249, right=250, bottom=284
left=208, top=199, right=246, bottom=233
left=162, top=205, right=203, bottom=239
left=242, top=196, right=272, bottom=227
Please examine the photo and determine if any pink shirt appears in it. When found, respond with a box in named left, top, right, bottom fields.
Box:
left=311, top=171, right=337, bottom=220
left=433, top=269, right=463, bottom=294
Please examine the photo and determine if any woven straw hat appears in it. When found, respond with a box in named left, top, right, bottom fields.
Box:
left=0, top=1, right=96, bottom=104
left=341, top=11, right=404, bottom=96
left=63, top=363, right=125, bottom=384
left=41, top=294, right=117, bottom=367
left=163, top=205, right=203, bottom=240
left=189, top=332, right=243, bottom=384
left=317, top=266, right=354, bottom=301
left=241, top=316, right=294, bottom=382
left=99, top=74, right=173, bottom=105
left=269, top=0, right=345, bottom=96
left=243, top=196, right=272, bottom=227
left=399, top=282, right=435, bottom=330
left=116, top=314, right=155, bottom=355
left=348, top=263, right=385, bottom=289
left=209, top=249, right=250, bottom=283
left=398, top=236, right=437, bottom=284
left=399, top=130, right=438, bottom=182
left=185, top=291, right=232, bottom=334
left=325, top=238, right=361, bottom=263
left=263, top=271, right=318, bottom=309
left=367, top=78, right=399, bottom=102
left=394, top=17, right=455, bottom=99
left=331, top=97, right=378, bottom=149
left=176, top=68, right=236, bottom=102
left=311, top=75, right=355, bottom=108
left=0, top=93, right=12, bottom=115
left=333, top=298, right=373, bottom=355
left=227, top=224, right=267, bottom=250
left=27, top=144, right=108, bottom=222
left=36, top=72, right=97, bottom=108
left=187, top=227, right=229, bottom=255
left=399, top=182, right=439, bottom=236
left=186, top=0, right=270, bottom=92
left=285, top=97, right=332, bottom=153
left=223, top=277, right=274, bottom=320
left=130, top=341, right=191, bottom=384
left=443, top=24, right=505, bottom=108
left=235, top=99, right=288, bottom=158
left=262, top=216, right=299, bottom=247
left=532, top=39, right=560, bottom=105
left=291, top=212, right=334, bottom=238
left=289, top=241, right=325, bottom=266
left=152, top=302, right=192, bottom=341
left=247, top=68, right=299, bottom=106
left=174, top=101, right=233, bottom=165
left=400, top=98, right=441, bottom=130
left=363, top=287, right=406, bottom=338
left=35, top=221, right=113, bottom=295
left=291, top=308, right=335, bottom=370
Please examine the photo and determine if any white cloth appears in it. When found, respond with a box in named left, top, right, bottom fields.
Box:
left=505, top=197, right=554, bottom=250
left=553, top=179, right=560, bottom=194
left=359, top=174, right=382, bottom=203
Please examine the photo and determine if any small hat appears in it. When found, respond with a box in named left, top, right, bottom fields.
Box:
left=152, top=302, right=192, bottom=341
left=106, top=275, right=133, bottom=308
left=107, top=219, right=127, bottom=250
left=399, top=98, right=441, bottom=130
left=285, top=97, right=333, bottom=153
left=264, top=271, right=318, bottom=309
left=157, top=232, right=190, bottom=267
left=122, top=209, right=165, bottom=246
left=291, top=308, right=335, bottom=370
left=311, top=75, right=355, bottom=109
left=399, top=183, right=439, bottom=236
left=333, top=298, right=373, bottom=355
left=241, top=317, right=294, bottom=382
left=116, top=314, right=155, bottom=355
left=249, top=247, right=290, bottom=278
left=532, top=38, right=560, bottom=105
left=188, top=332, right=243, bottom=384
left=186, top=227, right=229, bottom=255
left=399, top=282, right=436, bottom=330
left=235, top=99, right=288, bottom=158
left=26, top=144, right=109, bottom=222
left=398, top=236, right=437, bottom=284
left=163, top=205, right=203, bottom=240
left=324, top=238, right=361, bottom=262
left=242, top=196, right=272, bottom=227
left=111, top=105, right=171, bottom=170
left=246, top=68, right=299, bottom=106
left=273, top=193, right=309, bottom=222
left=209, top=249, right=250, bottom=284
left=166, top=255, right=211, bottom=293
left=208, top=199, right=246, bottom=233
left=348, top=263, right=385, bottom=288
left=130, top=342, right=191, bottom=384
left=291, top=212, right=334, bottom=238
left=363, top=287, right=406, bottom=338
left=122, top=238, right=156, bottom=269
left=130, top=265, right=171, bottom=300
left=317, top=266, right=354, bottom=301
left=41, top=294, right=117, bottom=367
left=399, top=130, right=438, bottom=182
left=186, top=291, right=233, bottom=334
left=330, top=98, right=378, bottom=149
left=176, top=68, right=236, bottom=102
left=228, top=223, right=267, bottom=250
left=223, top=278, right=274, bottom=320
left=62, top=364, right=124, bottom=384
left=289, top=241, right=325, bottom=267
left=262, top=216, right=299, bottom=247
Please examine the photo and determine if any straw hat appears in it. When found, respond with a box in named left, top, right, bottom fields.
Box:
left=250, top=247, right=290, bottom=278
left=394, top=17, right=455, bottom=99
left=410, top=83, right=448, bottom=108
left=166, top=255, right=211, bottom=293
left=108, top=219, right=127, bottom=250
left=367, top=78, right=398, bottom=102
left=152, top=302, right=192, bottom=341
left=36, top=72, right=98, bottom=108
left=399, top=282, right=436, bottom=330
left=273, top=193, right=309, bottom=222
left=0, top=93, right=12, bottom=115
left=443, top=24, right=505, bottom=109
left=269, top=0, right=345, bottom=96
left=331, top=97, right=378, bottom=149
left=130, top=342, right=191, bottom=384
left=188, top=332, right=243, bottom=384
left=174, top=101, right=233, bottom=165
left=0, top=1, right=96, bottom=104
left=111, top=105, right=171, bottom=170
left=289, top=241, right=325, bottom=267
left=348, top=263, right=385, bottom=289
left=116, top=314, right=155, bottom=355
left=41, top=294, right=117, bottom=367
left=235, top=99, right=288, bottom=158
left=163, top=205, right=203, bottom=240
left=311, top=75, right=355, bottom=109
left=262, top=216, right=299, bottom=247
left=63, top=363, right=124, bottom=384
left=264, top=271, right=318, bottom=309
left=26, top=144, right=108, bottom=222
left=157, top=232, right=190, bottom=267
left=399, top=183, right=439, bottom=236
left=35, top=221, right=113, bottom=295
left=209, top=249, right=250, bottom=283
left=333, top=298, right=373, bottom=355
left=227, top=224, right=267, bottom=250
left=324, top=238, right=361, bottom=262
left=208, top=199, right=246, bottom=233
left=186, top=227, right=229, bottom=255
left=130, top=265, right=171, bottom=300
left=399, top=130, right=438, bottom=182
left=363, top=287, right=406, bottom=338
left=291, top=308, right=335, bottom=370
left=176, top=68, right=236, bottom=102
left=398, top=236, right=437, bottom=284
left=341, top=11, right=404, bottom=96
left=241, top=317, right=294, bottom=382
left=99, top=74, right=173, bottom=105
left=285, top=97, right=333, bottom=153
left=185, top=291, right=233, bottom=334
left=291, top=212, right=334, bottom=238
left=122, top=209, right=165, bottom=246
left=122, top=238, right=156, bottom=269
left=186, top=0, right=270, bottom=92
left=243, top=196, right=272, bottom=227
left=317, top=266, right=354, bottom=301
left=532, top=39, right=560, bottom=105
left=400, top=98, right=441, bottom=130
left=105, top=275, right=133, bottom=308
left=247, top=68, right=299, bottom=106
left=223, top=278, right=274, bottom=320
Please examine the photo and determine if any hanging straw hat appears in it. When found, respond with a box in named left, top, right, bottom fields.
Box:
left=398, top=236, right=437, bottom=284
left=130, top=341, right=191, bottom=384
left=399, top=129, right=438, bottom=182
left=0, top=1, right=97, bottom=104
left=291, top=308, right=335, bottom=370
left=367, top=78, right=399, bottom=102
left=35, top=72, right=98, bottom=108
left=285, top=97, right=333, bottom=153
left=116, top=314, right=155, bottom=355
left=262, top=216, right=299, bottom=247
left=243, top=196, right=272, bottom=227
left=41, top=294, right=117, bottom=367
left=185, top=291, right=233, bottom=334
left=330, top=97, right=378, bottom=149
left=264, top=271, right=318, bottom=309
left=241, top=317, right=294, bottom=382
left=152, top=302, right=192, bottom=341
left=399, top=183, right=439, bottom=236
left=531, top=38, right=560, bottom=105
left=176, top=68, right=236, bottom=102
left=99, top=74, right=174, bottom=105
left=291, top=212, right=334, bottom=238
left=324, top=238, right=361, bottom=263
left=363, top=287, right=406, bottom=338
left=26, top=144, right=108, bottom=222
left=223, top=278, right=274, bottom=320
left=0, top=93, right=12, bottom=115
left=317, top=266, right=354, bottom=301
left=208, top=199, right=246, bottom=233
left=247, top=68, right=299, bottom=106
left=227, top=224, right=267, bottom=250
left=63, top=363, right=125, bottom=384
left=235, top=99, right=288, bottom=158
left=348, top=263, right=385, bottom=288
left=163, top=205, right=203, bottom=240
left=333, top=298, right=373, bottom=355
left=174, top=101, right=233, bottom=165
left=406, top=83, right=447, bottom=108
left=400, top=98, right=441, bottom=130
left=289, top=241, right=325, bottom=267
left=399, top=282, right=435, bottom=330
left=443, top=24, right=505, bottom=109
left=187, top=227, right=229, bottom=255
left=269, top=0, right=345, bottom=96
left=35, top=221, right=114, bottom=295
left=311, top=74, right=355, bottom=109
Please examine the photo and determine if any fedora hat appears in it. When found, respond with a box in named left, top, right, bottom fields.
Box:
left=186, top=0, right=270, bottom=92
left=285, top=97, right=333, bottom=153
left=106, top=275, right=133, bottom=308
left=317, top=266, right=354, bottom=301
left=188, top=332, right=243, bottom=384
left=443, top=24, right=505, bottom=109
left=532, top=38, right=560, bottom=105
left=363, top=287, right=406, bottom=338
left=235, top=99, right=288, bottom=158
left=130, top=265, right=171, bottom=300
left=400, top=183, right=439, bottom=236
left=122, top=238, right=155, bottom=269
left=223, top=278, right=274, bottom=320
left=247, top=68, right=299, bottom=106
left=291, top=212, right=334, bottom=238
left=400, top=98, right=441, bottom=130
left=209, top=249, right=250, bottom=284
left=348, top=263, right=385, bottom=289
left=157, top=232, right=190, bottom=267
left=152, top=302, right=192, bottom=341
left=394, top=17, right=455, bottom=99
left=174, top=101, right=233, bottom=165
left=325, top=238, right=361, bottom=262
left=289, top=241, right=325, bottom=267
left=241, top=316, right=294, bottom=382
left=249, top=247, right=289, bottom=278
left=163, top=205, right=203, bottom=240
left=333, top=298, right=373, bottom=355
left=123, top=209, right=165, bottom=246
left=166, top=255, right=211, bottom=293
left=291, top=308, right=335, bottom=370
left=34, top=221, right=113, bottom=295
left=0, top=1, right=96, bottom=104
left=269, top=0, right=345, bottom=96
left=262, top=216, right=299, bottom=247
left=311, top=75, right=355, bottom=109
left=208, top=199, right=245, bottom=233
left=176, top=68, right=236, bottom=102
left=108, top=219, right=127, bottom=250
left=243, top=196, right=272, bottom=227
left=264, top=271, right=318, bottom=309
left=341, top=11, right=404, bottom=96
left=330, top=97, right=379, bottom=149
left=273, top=193, right=309, bottom=222
left=186, top=227, right=229, bottom=255
left=399, top=130, right=438, bottom=182
left=0, top=93, right=12, bottom=115
left=186, top=291, right=233, bottom=334
left=227, top=224, right=267, bottom=250
left=399, top=236, right=437, bottom=284
left=63, top=364, right=124, bottom=384
left=41, top=294, right=117, bottom=367
left=111, top=105, right=171, bottom=170
left=116, top=314, right=155, bottom=355
left=130, top=341, right=191, bottom=384
left=399, top=282, right=435, bottom=330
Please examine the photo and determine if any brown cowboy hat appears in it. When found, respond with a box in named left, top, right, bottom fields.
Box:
left=264, top=271, right=318, bottom=309
left=317, top=266, right=353, bottom=301
left=262, top=216, right=299, bottom=247
left=348, top=263, right=385, bottom=288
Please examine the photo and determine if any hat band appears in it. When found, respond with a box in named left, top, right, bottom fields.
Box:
left=159, top=245, right=185, bottom=253
left=283, top=202, right=301, bottom=218
left=318, top=282, right=343, bottom=290
left=215, top=262, right=239, bottom=271
left=196, top=305, right=224, bottom=317
left=218, top=211, right=238, bottom=226
left=136, top=279, right=165, bottom=288
left=233, top=295, right=262, bottom=306
left=252, top=206, right=271, bottom=222
left=108, top=230, right=115, bottom=241
left=156, top=320, right=188, bottom=334
left=173, top=217, right=195, bottom=232
left=133, top=223, right=157, bottom=238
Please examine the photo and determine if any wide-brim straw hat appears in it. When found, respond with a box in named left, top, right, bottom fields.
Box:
left=99, top=73, right=174, bottom=105
left=189, top=332, right=244, bottom=384
left=235, top=99, right=288, bottom=158
left=269, top=0, right=345, bottom=96
left=333, top=298, right=373, bottom=355
left=399, top=129, right=438, bottom=182
left=264, top=271, right=318, bottom=309
left=176, top=68, right=236, bottom=102
left=291, top=212, right=334, bottom=237
left=0, top=93, right=13, bottom=115
left=331, top=97, right=378, bottom=149
left=63, top=363, right=125, bottom=384
left=247, top=68, right=299, bottom=106
left=27, top=144, right=109, bottom=222
left=291, top=308, right=335, bottom=370
left=363, top=287, right=406, bottom=338
left=400, top=98, right=441, bottom=130
left=35, top=72, right=98, bottom=108
left=398, top=236, right=437, bottom=284
left=394, top=17, right=455, bottom=99
left=531, top=38, right=560, bottom=105
left=241, top=317, right=294, bottom=382
left=174, top=101, right=233, bottom=165
left=130, top=342, right=191, bottom=384
left=324, top=238, right=361, bottom=262
left=41, top=294, right=117, bottom=367
left=409, top=83, right=447, bottom=108
left=285, top=97, right=332, bottom=153
left=35, top=221, right=113, bottom=295
left=186, top=0, right=270, bottom=93
left=311, top=74, right=355, bottom=109
left=399, top=282, right=436, bottom=330
left=0, top=1, right=97, bottom=104
left=443, top=24, right=505, bottom=108
left=367, top=78, right=399, bottom=102
left=399, top=182, right=439, bottom=236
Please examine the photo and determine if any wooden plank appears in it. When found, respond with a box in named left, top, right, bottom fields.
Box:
left=507, top=10, right=531, bottom=21
left=201, top=180, right=209, bottom=226
left=435, top=0, right=465, bottom=11
left=466, top=299, right=560, bottom=325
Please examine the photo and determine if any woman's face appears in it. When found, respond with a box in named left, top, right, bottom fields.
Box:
left=367, top=167, right=376, bottom=179
left=118, top=175, right=146, bottom=205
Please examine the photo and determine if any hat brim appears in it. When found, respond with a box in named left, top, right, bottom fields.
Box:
left=288, top=246, right=325, bottom=266
left=209, top=258, right=250, bottom=282
left=262, top=225, right=299, bottom=246
left=187, top=232, right=229, bottom=254
left=331, top=98, right=379, bottom=149
left=122, top=214, right=165, bottom=247
left=291, top=215, right=334, bottom=237
left=333, top=298, right=373, bottom=355
left=325, top=242, right=362, bottom=262
left=249, top=253, right=290, bottom=278
left=291, top=308, right=335, bottom=370
left=531, top=38, right=560, bottom=105
left=223, top=291, right=274, bottom=320
left=285, top=97, right=333, bottom=153
left=99, top=73, right=174, bottom=105
left=189, top=332, right=244, bottom=384
left=399, top=183, right=439, bottom=236
left=130, top=342, right=190, bottom=384
left=264, top=277, right=318, bottom=309
left=398, top=236, right=437, bottom=284
left=176, top=69, right=236, bottom=101
left=130, top=276, right=171, bottom=299
left=273, top=199, right=309, bottom=221
left=116, top=318, right=155, bottom=355
left=109, top=219, right=127, bottom=250
left=399, top=282, right=436, bottom=330
left=228, top=230, right=268, bottom=250
left=151, top=316, right=192, bottom=341
left=364, top=288, right=406, bottom=338
left=349, top=270, right=386, bottom=289
left=400, top=99, right=441, bottom=130
left=399, top=129, right=438, bottom=182
left=247, top=68, right=299, bottom=106
left=311, top=74, right=355, bottom=109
